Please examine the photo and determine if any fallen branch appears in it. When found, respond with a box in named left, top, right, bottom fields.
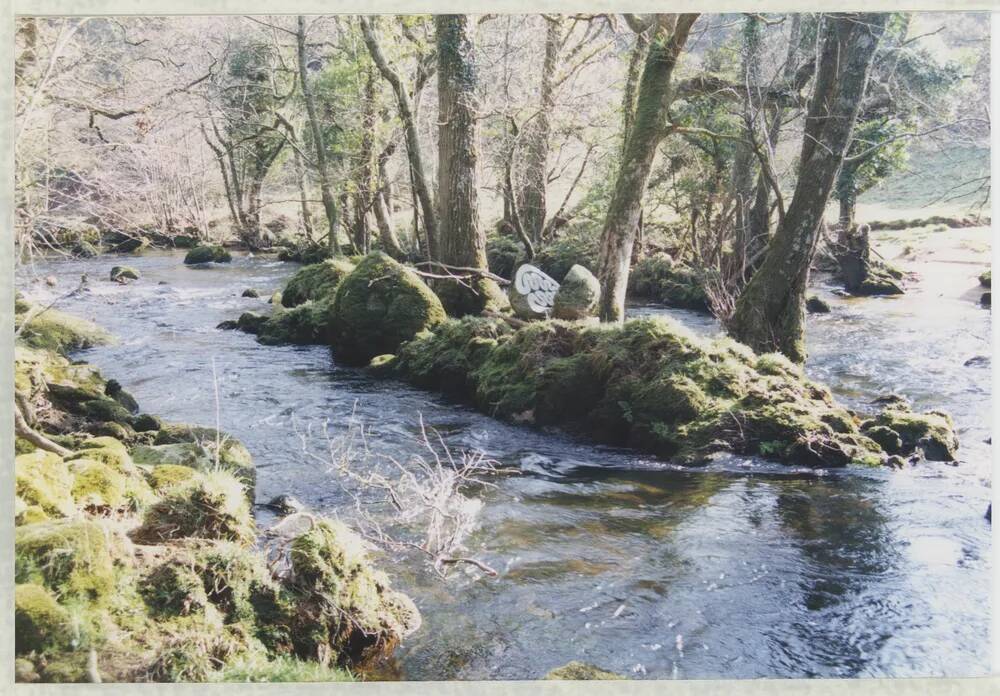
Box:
left=14, top=401, right=72, bottom=457
left=413, top=261, right=511, bottom=286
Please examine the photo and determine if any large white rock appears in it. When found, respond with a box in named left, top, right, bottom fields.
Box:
left=508, top=263, right=559, bottom=320
left=553, top=264, right=600, bottom=320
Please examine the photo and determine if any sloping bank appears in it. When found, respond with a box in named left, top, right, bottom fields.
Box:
left=13, top=299, right=419, bottom=683
left=232, top=252, right=958, bottom=469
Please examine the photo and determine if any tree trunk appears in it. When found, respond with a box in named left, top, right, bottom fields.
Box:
left=730, top=15, right=763, bottom=280
left=297, top=15, right=342, bottom=254
left=728, top=13, right=888, bottom=362
left=361, top=15, right=439, bottom=259
left=519, top=17, right=561, bottom=246
left=292, top=145, right=314, bottom=240
left=434, top=14, right=506, bottom=315
left=596, top=14, right=699, bottom=323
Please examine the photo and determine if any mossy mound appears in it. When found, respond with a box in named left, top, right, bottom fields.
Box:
left=133, top=471, right=255, bottom=545
left=14, top=304, right=110, bottom=354
left=148, top=464, right=199, bottom=492
left=629, top=253, right=709, bottom=311
left=16, top=451, right=76, bottom=517
left=288, top=519, right=421, bottom=666
left=15, top=519, right=127, bottom=602
left=544, top=661, right=625, bottom=680
left=151, top=424, right=254, bottom=486
left=331, top=252, right=447, bottom=365
left=184, top=245, right=232, bottom=265
left=15, top=583, right=71, bottom=654
left=257, top=298, right=336, bottom=346
left=281, top=258, right=356, bottom=308
left=394, top=316, right=889, bottom=468
left=861, top=399, right=959, bottom=461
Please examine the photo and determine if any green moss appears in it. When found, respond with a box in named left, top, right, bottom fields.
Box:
left=16, top=451, right=75, bottom=517
left=79, top=397, right=133, bottom=424
left=544, top=661, right=625, bottom=680
left=979, top=268, right=991, bottom=288
left=147, top=622, right=260, bottom=682
left=142, top=561, right=212, bottom=618
left=15, top=305, right=110, bottom=354
left=15, top=583, right=71, bottom=654
left=288, top=519, right=421, bottom=665
left=152, top=425, right=254, bottom=486
left=16, top=436, right=37, bottom=454
left=184, top=245, right=232, bottom=264
left=134, top=471, right=255, bottom=545
left=281, top=258, right=356, bottom=307
left=70, top=459, right=127, bottom=510
left=394, top=316, right=887, bottom=468
left=19, top=506, right=50, bottom=526
left=148, top=464, right=199, bottom=492
left=15, top=519, right=125, bottom=601
left=258, top=298, right=335, bottom=345
left=332, top=252, right=447, bottom=365
left=69, top=442, right=137, bottom=476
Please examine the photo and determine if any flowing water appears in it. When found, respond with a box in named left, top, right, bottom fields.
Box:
left=17, top=243, right=993, bottom=680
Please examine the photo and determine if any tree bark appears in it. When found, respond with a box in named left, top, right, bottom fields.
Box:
left=596, top=14, right=699, bottom=323
left=296, top=15, right=342, bottom=254
left=728, top=13, right=888, bottom=362
left=519, top=17, right=561, bottom=246
left=360, top=15, right=439, bottom=259
left=434, top=14, right=506, bottom=315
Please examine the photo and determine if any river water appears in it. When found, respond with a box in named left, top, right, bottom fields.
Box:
left=17, top=245, right=993, bottom=680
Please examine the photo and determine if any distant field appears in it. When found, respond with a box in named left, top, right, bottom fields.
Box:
left=859, top=145, right=990, bottom=212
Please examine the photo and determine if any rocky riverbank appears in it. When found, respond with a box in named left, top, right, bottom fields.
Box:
left=13, top=300, right=419, bottom=683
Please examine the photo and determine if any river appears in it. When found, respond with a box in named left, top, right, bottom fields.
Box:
left=16, top=239, right=992, bottom=680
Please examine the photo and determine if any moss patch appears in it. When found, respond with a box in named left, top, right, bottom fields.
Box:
left=15, top=304, right=110, bottom=354
left=70, top=459, right=127, bottom=511
left=16, top=451, right=76, bottom=517
left=15, top=583, right=71, bottom=654
left=544, top=661, right=625, bottom=680
left=15, top=519, right=126, bottom=602
left=861, top=399, right=959, bottom=461
left=133, top=471, right=255, bottom=545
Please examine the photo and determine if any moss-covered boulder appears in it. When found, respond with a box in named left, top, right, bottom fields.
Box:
left=15, top=519, right=126, bottom=601
left=628, top=253, right=709, bottom=311
left=133, top=471, right=255, bottom=545
left=15, top=583, right=71, bottom=654
left=331, top=252, right=447, bottom=365
left=148, top=464, right=200, bottom=492
left=552, top=264, right=600, bottom=320
left=15, top=451, right=76, bottom=517
left=14, top=304, right=110, bottom=354
left=544, top=661, right=625, bottom=680
left=394, top=316, right=888, bottom=468
left=282, top=258, right=356, bottom=308
left=979, top=268, right=991, bottom=288
left=861, top=399, right=959, bottom=461
left=110, top=266, right=140, bottom=283
left=257, top=299, right=336, bottom=346
left=288, top=519, right=421, bottom=666
left=151, top=424, right=254, bottom=485
left=184, top=245, right=232, bottom=265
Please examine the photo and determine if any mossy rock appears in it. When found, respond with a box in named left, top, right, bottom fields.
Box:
left=486, top=236, right=523, bottom=279
left=282, top=258, right=356, bottom=308
left=288, top=519, right=421, bottom=665
left=14, top=305, right=110, bottom=355
left=15, top=657, right=41, bottom=682
left=70, top=459, right=127, bottom=510
left=552, top=264, right=601, bottom=320
left=70, top=440, right=137, bottom=476
left=15, top=519, right=126, bottom=601
left=141, top=560, right=213, bottom=618
left=544, top=661, right=625, bottom=680
left=15, top=583, right=71, bottom=654
left=73, top=240, right=100, bottom=258
left=806, top=295, right=831, bottom=314
left=861, top=401, right=959, bottom=461
left=132, top=413, right=162, bottom=432
left=148, top=425, right=254, bottom=487
left=16, top=451, right=75, bottom=517
left=148, top=464, right=200, bottom=492
left=133, top=471, right=255, bottom=545
left=184, top=245, right=232, bottom=265
left=257, top=298, right=335, bottom=346
left=395, top=316, right=888, bottom=468
left=105, top=378, right=140, bottom=413
left=979, top=268, right=991, bottom=288
left=331, top=252, right=447, bottom=365
left=110, top=266, right=140, bottom=283
left=79, top=397, right=134, bottom=424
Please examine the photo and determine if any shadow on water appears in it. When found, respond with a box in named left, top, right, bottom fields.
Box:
left=16, top=250, right=991, bottom=680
